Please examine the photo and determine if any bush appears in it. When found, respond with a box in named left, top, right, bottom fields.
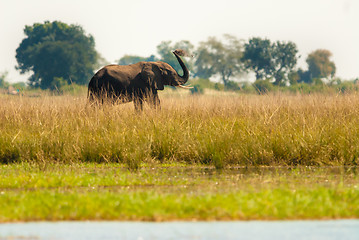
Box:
left=287, top=83, right=313, bottom=94
left=313, top=78, right=324, bottom=86
left=253, top=80, right=273, bottom=94
left=336, top=81, right=359, bottom=93
left=239, top=82, right=256, bottom=94
left=11, top=82, right=27, bottom=91
left=214, top=83, right=224, bottom=91
left=190, top=84, right=204, bottom=95
left=188, top=78, right=217, bottom=92
left=61, top=83, right=88, bottom=95
left=224, top=81, right=240, bottom=91
left=50, top=77, right=68, bottom=93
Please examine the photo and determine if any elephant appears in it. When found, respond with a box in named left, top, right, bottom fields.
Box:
left=88, top=49, right=191, bottom=110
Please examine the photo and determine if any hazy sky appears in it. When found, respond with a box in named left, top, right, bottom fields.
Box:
left=1, top=0, right=358, bottom=83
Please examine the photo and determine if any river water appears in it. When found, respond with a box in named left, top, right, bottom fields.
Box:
left=0, top=220, right=359, bottom=240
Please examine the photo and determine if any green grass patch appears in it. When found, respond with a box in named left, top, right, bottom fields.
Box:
left=0, top=164, right=358, bottom=221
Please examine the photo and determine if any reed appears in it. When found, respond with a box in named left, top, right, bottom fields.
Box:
left=1, top=92, right=359, bottom=168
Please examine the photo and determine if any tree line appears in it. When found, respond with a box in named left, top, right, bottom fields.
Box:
left=125, top=36, right=337, bottom=88
left=1, top=20, right=348, bottom=92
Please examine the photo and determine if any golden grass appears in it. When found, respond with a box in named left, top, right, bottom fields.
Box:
left=1, top=91, right=359, bottom=168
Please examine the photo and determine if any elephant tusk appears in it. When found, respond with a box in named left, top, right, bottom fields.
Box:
left=177, top=85, right=194, bottom=89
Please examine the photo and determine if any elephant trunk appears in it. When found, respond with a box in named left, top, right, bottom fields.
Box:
left=173, top=51, right=189, bottom=85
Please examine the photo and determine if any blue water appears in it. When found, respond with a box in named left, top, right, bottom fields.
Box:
left=0, top=220, right=358, bottom=240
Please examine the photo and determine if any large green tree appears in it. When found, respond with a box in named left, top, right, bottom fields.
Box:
left=243, top=37, right=274, bottom=81
left=243, top=37, right=298, bottom=85
left=306, top=49, right=336, bottom=80
left=16, top=21, right=98, bottom=89
left=195, top=35, right=244, bottom=86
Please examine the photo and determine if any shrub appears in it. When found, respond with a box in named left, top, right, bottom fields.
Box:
left=287, top=83, right=313, bottom=94
left=336, top=81, right=358, bottom=93
left=189, top=78, right=215, bottom=89
left=214, top=83, right=224, bottom=91
left=239, top=82, right=256, bottom=94
left=190, top=84, right=204, bottom=95
left=224, top=81, right=240, bottom=91
left=50, top=77, right=68, bottom=93
left=253, top=80, right=273, bottom=94
left=61, top=83, right=88, bottom=95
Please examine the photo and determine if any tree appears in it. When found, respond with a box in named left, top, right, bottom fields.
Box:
left=157, top=40, right=194, bottom=76
left=243, top=37, right=299, bottom=85
left=118, top=55, right=158, bottom=65
left=16, top=21, right=98, bottom=90
left=306, top=49, right=336, bottom=80
left=243, top=37, right=274, bottom=81
left=195, top=35, right=244, bottom=86
left=297, top=68, right=312, bottom=84
left=272, top=41, right=298, bottom=85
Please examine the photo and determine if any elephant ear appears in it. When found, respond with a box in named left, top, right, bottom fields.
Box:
left=141, top=63, right=164, bottom=90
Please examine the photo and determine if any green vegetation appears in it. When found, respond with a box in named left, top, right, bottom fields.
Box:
left=120, top=36, right=340, bottom=90
left=1, top=93, right=359, bottom=221
left=4, top=21, right=358, bottom=222
left=11, top=21, right=354, bottom=93
left=0, top=163, right=358, bottom=221
left=243, top=37, right=298, bottom=86
left=195, top=35, right=244, bottom=86
left=15, top=21, right=98, bottom=90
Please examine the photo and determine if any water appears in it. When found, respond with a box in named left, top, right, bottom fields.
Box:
left=1, top=220, right=359, bottom=240
left=0, top=220, right=358, bottom=240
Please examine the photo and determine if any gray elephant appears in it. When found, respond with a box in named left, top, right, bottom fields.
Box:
left=88, top=49, right=191, bottom=110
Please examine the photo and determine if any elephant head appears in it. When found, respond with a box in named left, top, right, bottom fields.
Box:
left=141, top=50, right=190, bottom=91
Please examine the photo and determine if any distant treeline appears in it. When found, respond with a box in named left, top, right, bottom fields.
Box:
left=1, top=20, right=357, bottom=93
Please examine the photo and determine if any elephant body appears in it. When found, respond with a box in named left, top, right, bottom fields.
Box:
left=88, top=50, right=189, bottom=110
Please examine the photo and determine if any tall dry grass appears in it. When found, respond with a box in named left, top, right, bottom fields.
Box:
left=1, top=92, right=359, bottom=168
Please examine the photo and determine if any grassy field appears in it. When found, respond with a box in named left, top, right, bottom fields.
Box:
left=1, top=163, right=358, bottom=221
left=2, top=91, right=359, bottom=167
left=0, top=91, right=359, bottom=221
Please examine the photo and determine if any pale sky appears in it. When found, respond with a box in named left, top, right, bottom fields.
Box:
left=1, top=0, right=358, bottom=83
